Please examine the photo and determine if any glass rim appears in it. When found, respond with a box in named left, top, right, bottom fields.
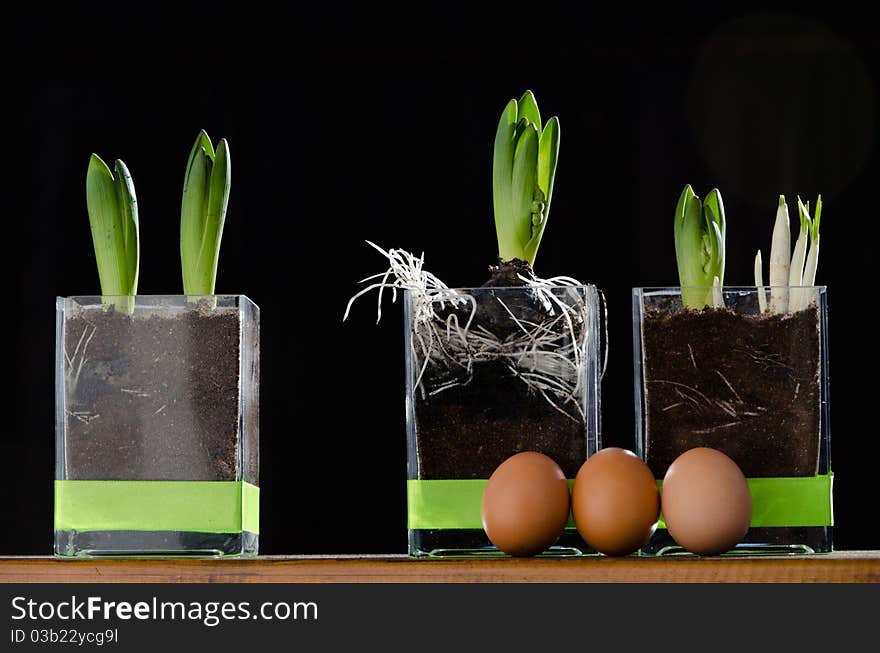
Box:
left=56, top=295, right=258, bottom=311
left=404, top=284, right=596, bottom=293
left=634, top=285, right=827, bottom=295
left=58, top=294, right=253, bottom=300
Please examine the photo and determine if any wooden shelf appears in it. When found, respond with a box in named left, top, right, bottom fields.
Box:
left=1, top=552, right=878, bottom=583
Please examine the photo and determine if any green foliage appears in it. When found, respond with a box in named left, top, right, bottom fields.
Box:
left=180, top=130, right=231, bottom=295
left=673, top=185, right=726, bottom=308
left=492, top=91, right=560, bottom=267
left=86, top=154, right=139, bottom=310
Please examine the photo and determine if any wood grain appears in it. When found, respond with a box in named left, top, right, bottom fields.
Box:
left=1, top=553, right=878, bottom=583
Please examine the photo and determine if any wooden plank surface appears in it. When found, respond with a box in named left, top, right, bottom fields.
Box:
left=1, top=552, right=878, bottom=583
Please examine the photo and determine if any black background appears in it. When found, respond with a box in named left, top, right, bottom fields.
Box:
left=3, top=4, right=877, bottom=554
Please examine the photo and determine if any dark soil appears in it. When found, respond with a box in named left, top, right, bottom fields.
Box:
left=641, top=306, right=821, bottom=478
left=415, top=361, right=587, bottom=478
left=414, top=260, right=588, bottom=479
left=63, top=304, right=242, bottom=481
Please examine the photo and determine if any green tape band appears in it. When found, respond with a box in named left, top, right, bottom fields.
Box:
left=407, top=474, right=832, bottom=530
left=407, top=479, right=575, bottom=530
left=55, top=481, right=260, bottom=534
left=656, top=474, right=833, bottom=529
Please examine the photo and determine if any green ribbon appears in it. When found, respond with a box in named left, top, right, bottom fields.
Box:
left=407, top=474, right=832, bottom=530
left=55, top=481, right=259, bottom=534
left=656, top=474, right=833, bottom=529
left=407, top=479, right=573, bottom=530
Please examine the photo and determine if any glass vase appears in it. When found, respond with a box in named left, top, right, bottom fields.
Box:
left=55, top=295, right=260, bottom=557
left=633, top=287, right=831, bottom=554
left=405, top=284, right=602, bottom=556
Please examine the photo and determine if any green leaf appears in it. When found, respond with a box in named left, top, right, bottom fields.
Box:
left=492, top=99, right=519, bottom=262
left=509, top=121, right=539, bottom=262
left=537, top=116, right=559, bottom=209
left=517, top=90, right=542, bottom=139
left=180, top=131, right=231, bottom=295
left=113, top=159, right=139, bottom=294
left=674, top=185, right=724, bottom=308
left=201, top=138, right=231, bottom=294
left=673, top=187, right=696, bottom=249
left=703, top=188, right=726, bottom=284
left=86, top=154, right=139, bottom=303
left=674, top=184, right=695, bottom=232
left=181, top=149, right=212, bottom=293
left=801, top=194, right=822, bottom=292
left=703, top=205, right=720, bottom=273
left=184, top=130, right=215, bottom=185
left=523, top=116, right=560, bottom=265
left=512, top=116, right=530, bottom=143
left=796, top=196, right=812, bottom=234
left=703, top=188, right=725, bottom=240
left=492, top=92, right=562, bottom=267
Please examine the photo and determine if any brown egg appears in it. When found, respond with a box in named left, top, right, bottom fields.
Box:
left=481, top=452, right=571, bottom=556
left=661, top=447, right=752, bottom=556
left=571, top=447, right=660, bottom=556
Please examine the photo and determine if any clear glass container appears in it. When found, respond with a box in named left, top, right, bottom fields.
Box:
left=405, top=284, right=601, bottom=556
left=55, top=295, right=260, bottom=557
left=633, top=287, right=831, bottom=554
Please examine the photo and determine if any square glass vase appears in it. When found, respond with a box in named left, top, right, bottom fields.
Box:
left=633, top=286, right=831, bottom=555
left=405, top=284, right=601, bottom=556
left=55, top=295, right=260, bottom=558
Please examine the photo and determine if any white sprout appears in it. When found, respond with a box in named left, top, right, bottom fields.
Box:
left=803, top=234, right=820, bottom=289
left=712, top=276, right=724, bottom=309
left=769, top=196, right=791, bottom=314
left=754, top=250, right=767, bottom=314
left=761, top=195, right=823, bottom=314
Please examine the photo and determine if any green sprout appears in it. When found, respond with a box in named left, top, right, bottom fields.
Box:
left=492, top=90, right=560, bottom=268
left=802, top=195, right=822, bottom=289
left=86, top=154, right=139, bottom=313
left=180, top=130, right=231, bottom=296
left=673, top=184, right=726, bottom=309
